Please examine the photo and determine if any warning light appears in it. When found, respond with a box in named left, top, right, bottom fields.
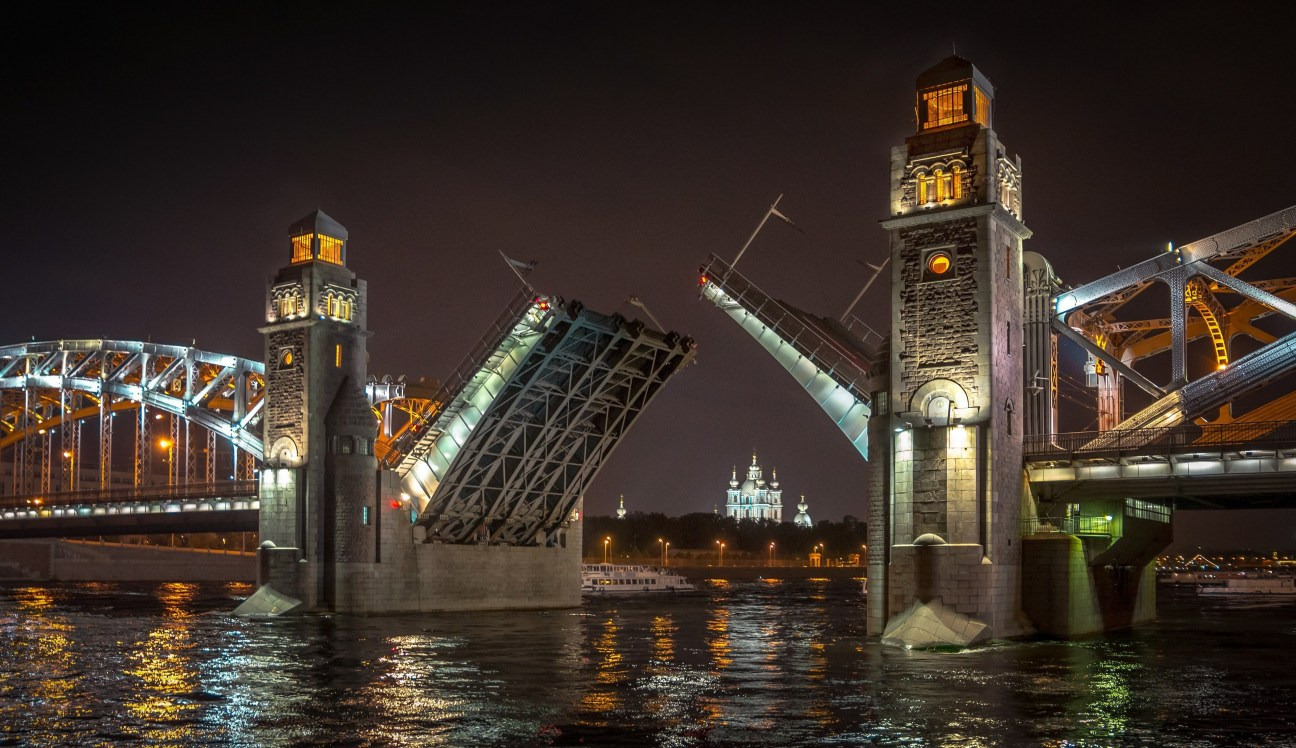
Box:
left=699, top=275, right=709, bottom=285
left=390, top=500, right=403, bottom=509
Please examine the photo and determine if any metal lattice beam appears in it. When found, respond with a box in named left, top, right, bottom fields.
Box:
left=409, top=302, right=695, bottom=546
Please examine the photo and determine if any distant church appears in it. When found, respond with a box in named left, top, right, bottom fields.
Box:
left=724, top=452, right=811, bottom=526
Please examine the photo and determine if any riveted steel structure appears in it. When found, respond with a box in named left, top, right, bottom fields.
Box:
left=397, top=291, right=697, bottom=546
left=0, top=339, right=431, bottom=530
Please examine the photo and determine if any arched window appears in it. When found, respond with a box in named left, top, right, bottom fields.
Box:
left=917, top=172, right=930, bottom=204
left=935, top=168, right=950, bottom=201
left=951, top=165, right=963, bottom=199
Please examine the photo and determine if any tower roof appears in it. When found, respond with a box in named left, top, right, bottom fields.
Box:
left=916, top=54, right=994, bottom=98
left=289, top=209, right=349, bottom=241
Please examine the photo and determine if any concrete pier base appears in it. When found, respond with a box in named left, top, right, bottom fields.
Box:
left=235, top=482, right=582, bottom=616
left=1021, top=534, right=1158, bottom=637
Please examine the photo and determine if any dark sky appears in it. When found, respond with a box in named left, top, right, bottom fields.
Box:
left=3, top=3, right=1294, bottom=546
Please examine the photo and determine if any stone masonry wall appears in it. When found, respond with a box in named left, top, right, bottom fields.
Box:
left=895, top=218, right=980, bottom=411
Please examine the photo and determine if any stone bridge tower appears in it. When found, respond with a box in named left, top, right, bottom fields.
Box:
left=254, top=209, right=378, bottom=611
left=873, top=56, right=1033, bottom=645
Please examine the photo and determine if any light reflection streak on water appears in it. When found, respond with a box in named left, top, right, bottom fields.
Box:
left=356, top=633, right=471, bottom=746
left=650, top=613, right=675, bottom=664
left=706, top=604, right=732, bottom=671
left=580, top=615, right=623, bottom=718
left=2, top=586, right=87, bottom=739
left=122, top=582, right=202, bottom=744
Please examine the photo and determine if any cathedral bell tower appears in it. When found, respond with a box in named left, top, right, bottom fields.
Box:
left=873, top=57, right=1032, bottom=645
left=255, top=209, right=378, bottom=611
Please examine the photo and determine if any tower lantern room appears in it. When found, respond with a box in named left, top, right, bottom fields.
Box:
left=915, top=55, right=994, bottom=133
left=290, top=210, right=349, bottom=266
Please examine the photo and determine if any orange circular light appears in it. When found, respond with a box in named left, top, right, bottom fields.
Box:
left=927, top=253, right=951, bottom=275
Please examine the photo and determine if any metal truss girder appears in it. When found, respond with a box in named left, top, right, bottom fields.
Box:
left=1095, top=329, right=1296, bottom=444
left=1055, top=253, right=1181, bottom=318
left=1052, top=318, right=1165, bottom=398
left=393, top=291, right=554, bottom=488
left=1055, top=205, right=1296, bottom=318
left=1180, top=205, right=1296, bottom=266
left=698, top=254, right=874, bottom=459
left=1193, top=262, right=1296, bottom=321
left=412, top=303, right=695, bottom=545
left=0, top=340, right=267, bottom=461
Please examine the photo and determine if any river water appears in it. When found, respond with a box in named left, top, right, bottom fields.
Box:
left=1, top=578, right=1293, bottom=746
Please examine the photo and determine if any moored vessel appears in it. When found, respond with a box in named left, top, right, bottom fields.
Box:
left=1197, top=576, right=1296, bottom=596
left=582, top=564, right=696, bottom=594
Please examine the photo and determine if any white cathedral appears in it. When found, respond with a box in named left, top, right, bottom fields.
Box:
left=724, top=452, right=812, bottom=526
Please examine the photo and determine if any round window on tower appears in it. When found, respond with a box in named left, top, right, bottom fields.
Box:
left=927, top=251, right=952, bottom=276
left=279, top=348, right=295, bottom=368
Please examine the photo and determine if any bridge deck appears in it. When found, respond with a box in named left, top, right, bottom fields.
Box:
left=699, top=255, right=879, bottom=458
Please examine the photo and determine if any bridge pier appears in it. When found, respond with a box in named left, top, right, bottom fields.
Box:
left=241, top=472, right=583, bottom=615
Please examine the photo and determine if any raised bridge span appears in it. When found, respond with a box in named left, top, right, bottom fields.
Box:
left=0, top=290, right=693, bottom=543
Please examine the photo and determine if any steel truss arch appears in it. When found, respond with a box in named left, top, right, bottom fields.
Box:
left=0, top=340, right=267, bottom=461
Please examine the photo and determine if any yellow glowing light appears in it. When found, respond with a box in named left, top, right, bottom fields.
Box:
left=927, top=253, right=952, bottom=275
left=921, top=83, right=969, bottom=130
left=158, top=439, right=171, bottom=449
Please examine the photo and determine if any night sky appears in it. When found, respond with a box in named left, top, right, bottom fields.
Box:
left=4, top=4, right=1294, bottom=548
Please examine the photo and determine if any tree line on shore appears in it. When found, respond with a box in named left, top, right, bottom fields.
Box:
left=582, top=511, right=867, bottom=563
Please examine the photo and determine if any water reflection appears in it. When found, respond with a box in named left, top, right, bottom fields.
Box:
left=0, top=579, right=1292, bottom=745
left=122, top=583, right=202, bottom=743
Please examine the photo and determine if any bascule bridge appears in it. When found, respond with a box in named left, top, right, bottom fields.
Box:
left=701, top=56, right=1296, bottom=645
left=0, top=211, right=696, bottom=613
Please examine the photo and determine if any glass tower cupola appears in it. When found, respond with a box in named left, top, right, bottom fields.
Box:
left=289, top=209, right=349, bottom=266
left=914, top=55, right=995, bottom=133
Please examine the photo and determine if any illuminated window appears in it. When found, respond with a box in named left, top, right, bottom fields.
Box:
left=951, top=165, right=963, bottom=199
left=921, top=84, right=968, bottom=130
left=335, top=343, right=342, bottom=367
left=361, top=505, right=370, bottom=525
left=291, top=234, right=313, bottom=263
left=935, top=168, right=952, bottom=201
left=917, top=173, right=930, bottom=203
left=923, top=249, right=955, bottom=282
left=974, top=87, right=991, bottom=128
left=318, top=235, right=344, bottom=265
left=279, top=348, right=294, bottom=368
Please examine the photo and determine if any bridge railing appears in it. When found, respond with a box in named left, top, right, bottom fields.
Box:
left=381, top=287, right=544, bottom=468
left=1024, top=420, right=1296, bottom=460
left=1021, top=514, right=1112, bottom=537
left=0, top=480, right=258, bottom=509
left=701, top=255, right=873, bottom=405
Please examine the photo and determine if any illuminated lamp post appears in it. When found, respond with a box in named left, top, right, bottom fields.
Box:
left=658, top=537, right=668, bottom=567
left=158, top=438, right=174, bottom=487
left=62, top=450, right=74, bottom=492
left=716, top=540, right=726, bottom=567
left=603, top=536, right=611, bottom=564
left=769, top=541, right=775, bottom=565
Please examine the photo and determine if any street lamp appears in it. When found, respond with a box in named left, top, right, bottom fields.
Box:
left=769, top=541, right=775, bottom=564
left=716, top=540, right=726, bottom=567
left=658, top=537, right=669, bottom=567
left=158, top=438, right=174, bottom=487
left=62, top=450, right=74, bottom=492
left=603, top=536, right=611, bottom=564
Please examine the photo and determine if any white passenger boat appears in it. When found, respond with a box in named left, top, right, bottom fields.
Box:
left=1197, top=577, right=1296, bottom=597
left=581, top=564, right=696, bottom=594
